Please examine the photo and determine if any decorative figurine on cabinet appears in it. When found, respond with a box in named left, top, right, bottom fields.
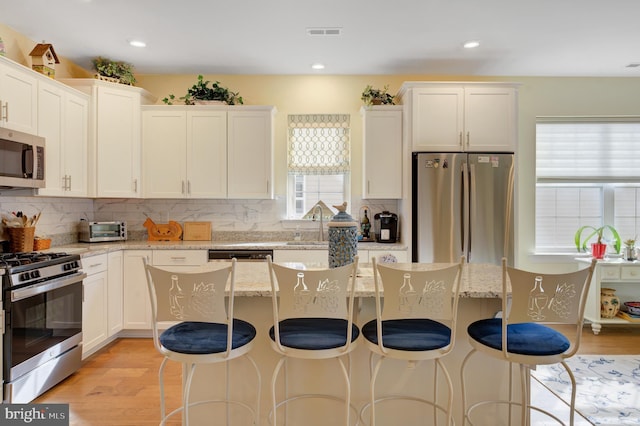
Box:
left=29, top=43, right=59, bottom=78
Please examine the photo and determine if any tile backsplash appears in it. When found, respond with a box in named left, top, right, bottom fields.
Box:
left=0, top=195, right=398, bottom=247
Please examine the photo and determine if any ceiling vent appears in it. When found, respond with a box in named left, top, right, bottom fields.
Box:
left=307, top=27, right=342, bottom=36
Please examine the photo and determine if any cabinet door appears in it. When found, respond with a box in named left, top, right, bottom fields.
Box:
left=96, top=86, right=141, bottom=197
left=411, top=87, right=464, bottom=152
left=37, top=83, right=65, bottom=195
left=362, top=107, right=402, bottom=198
left=464, top=86, right=516, bottom=152
left=123, top=250, right=152, bottom=329
left=273, top=249, right=328, bottom=263
left=107, top=251, right=124, bottom=337
left=187, top=110, right=227, bottom=198
left=142, top=109, right=187, bottom=198
left=227, top=109, right=274, bottom=199
left=63, top=93, right=88, bottom=196
left=82, top=254, right=109, bottom=357
left=0, top=59, right=38, bottom=134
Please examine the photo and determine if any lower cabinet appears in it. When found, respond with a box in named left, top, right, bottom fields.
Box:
left=273, top=249, right=328, bottom=263
left=107, top=251, right=123, bottom=336
left=123, top=250, right=152, bottom=330
left=82, top=254, right=109, bottom=357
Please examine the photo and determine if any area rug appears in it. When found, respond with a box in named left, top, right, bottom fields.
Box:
left=531, top=355, right=640, bottom=425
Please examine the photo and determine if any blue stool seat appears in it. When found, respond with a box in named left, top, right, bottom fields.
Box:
left=161, top=319, right=257, bottom=354
left=467, top=318, right=570, bottom=356
left=362, top=318, right=451, bottom=351
left=269, top=318, right=360, bottom=350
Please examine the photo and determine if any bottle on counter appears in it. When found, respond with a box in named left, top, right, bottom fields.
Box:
left=361, top=209, right=371, bottom=240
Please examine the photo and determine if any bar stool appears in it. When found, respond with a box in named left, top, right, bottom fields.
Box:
left=266, top=255, right=360, bottom=426
left=144, top=258, right=261, bottom=425
left=461, top=258, right=596, bottom=426
left=359, top=256, right=464, bottom=426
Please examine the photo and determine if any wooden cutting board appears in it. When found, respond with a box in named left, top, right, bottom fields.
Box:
left=143, top=218, right=183, bottom=241
left=183, top=222, right=211, bottom=241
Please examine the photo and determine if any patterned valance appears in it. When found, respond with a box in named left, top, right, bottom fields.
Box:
left=288, top=114, right=350, bottom=175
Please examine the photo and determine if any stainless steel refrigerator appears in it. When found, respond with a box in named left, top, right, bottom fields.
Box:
left=412, top=152, right=514, bottom=265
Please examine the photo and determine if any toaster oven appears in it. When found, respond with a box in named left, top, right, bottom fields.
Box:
left=79, top=221, right=127, bottom=242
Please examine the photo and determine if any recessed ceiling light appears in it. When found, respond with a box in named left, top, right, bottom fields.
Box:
left=311, top=63, right=325, bottom=70
left=128, top=40, right=147, bottom=48
left=463, top=41, right=480, bottom=49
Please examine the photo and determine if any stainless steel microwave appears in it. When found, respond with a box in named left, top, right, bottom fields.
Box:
left=0, top=127, right=45, bottom=189
left=79, top=221, right=127, bottom=242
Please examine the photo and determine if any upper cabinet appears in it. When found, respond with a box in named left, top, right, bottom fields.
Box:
left=361, top=106, right=403, bottom=199
left=60, top=79, right=155, bottom=198
left=227, top=108, right=275, bottom=199
left=142, top=107, right=227, bottom=198
left=142, top=105, right=275, bottom=199
left=398, top=82, right=518, bottom=152
left=37, top=80, right=89, bottom=197
left=0, top=56, right=38, bottom=134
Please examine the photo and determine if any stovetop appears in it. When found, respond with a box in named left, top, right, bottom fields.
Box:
left=1, top=251, right=82, bottom=289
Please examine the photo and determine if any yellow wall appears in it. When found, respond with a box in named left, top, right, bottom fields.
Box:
left=4, top=22, right=640, bottom=269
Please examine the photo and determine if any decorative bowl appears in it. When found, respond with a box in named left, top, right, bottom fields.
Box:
left=624, top=301, right=640, bottom=315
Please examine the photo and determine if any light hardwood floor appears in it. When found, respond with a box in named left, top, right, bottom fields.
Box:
left=33, top=325, right=640, bottom=425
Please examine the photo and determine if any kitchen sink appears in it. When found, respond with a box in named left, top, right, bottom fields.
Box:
left=286, top=241, right=328, bottom=246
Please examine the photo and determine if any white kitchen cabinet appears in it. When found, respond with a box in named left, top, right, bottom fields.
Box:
left=273, top=249, right=328, bottom=263
left=123, top=250, right=152, bottom=330
left=82, top=254, right=109, bottom=358
left=37, top=81, right=88, bottom=196
left=152, top=249, right=208, bottom=267
left=142, top=105, right=274, bottom=199
left=582, top=259, right=640, bottom=334
left=0, top=56, right=38, bottom=134
left=399, top=82, right=517, bottom=152
left=227, top=107, right=275, bottom=199
left=60, top=79, right=155, bottom=197
left=361, top=106, right=403, bottom=199
left=359, top=249, right=409, bottom=263
left=107, top=251, right=124, bottom=337
left=142, top=107, right=227, bottom=198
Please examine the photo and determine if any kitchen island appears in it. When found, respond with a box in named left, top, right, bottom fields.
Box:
left=61, top=243, right=507, bottom=425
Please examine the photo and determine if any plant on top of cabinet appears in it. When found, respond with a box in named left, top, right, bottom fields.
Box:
left=574, top=224, right=621, bottom=258
left=92, top=56, right=136, bottom=85
left=162, top=75, right=244, bottom=105
left=361, top=85, right=395, bottom=106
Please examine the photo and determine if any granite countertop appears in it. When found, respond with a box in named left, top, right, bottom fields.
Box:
left=47, top=241, right=502, bottom=298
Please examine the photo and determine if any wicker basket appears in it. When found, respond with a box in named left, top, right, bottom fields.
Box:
left=33, top=238, right=52, bottom=251
left=7, top=227, right=35, bottom=252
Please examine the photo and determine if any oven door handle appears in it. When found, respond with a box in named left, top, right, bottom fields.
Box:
left=10, top=272, right=88, bottom=302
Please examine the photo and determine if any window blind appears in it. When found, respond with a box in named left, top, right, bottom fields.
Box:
left=536, top=120, right=640, bottom=183
left=288, top=114, right=350, bottom=175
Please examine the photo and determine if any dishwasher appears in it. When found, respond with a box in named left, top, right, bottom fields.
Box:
left=208, top=249, right=273, bottom=286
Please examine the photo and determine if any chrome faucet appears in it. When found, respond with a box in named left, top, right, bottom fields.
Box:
left=312, top=204, right=324, bottom=241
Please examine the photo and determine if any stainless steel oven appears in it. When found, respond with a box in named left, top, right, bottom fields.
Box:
left=2, top=252, right=86, bottom=403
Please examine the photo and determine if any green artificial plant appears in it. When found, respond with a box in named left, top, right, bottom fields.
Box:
left=574, top=225, right=621, bottom=254
left=162, top=75, right=243, bottom=105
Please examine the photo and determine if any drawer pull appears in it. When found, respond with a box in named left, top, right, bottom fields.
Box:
left=170, top=257, right=187, bottom=261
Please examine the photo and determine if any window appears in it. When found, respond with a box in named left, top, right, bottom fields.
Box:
left=287, top=114, right=351, bottom=219
left=535, top=118, right=640, bottom=252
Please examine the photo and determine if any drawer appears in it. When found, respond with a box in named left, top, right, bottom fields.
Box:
left=599, top=265, right=620, bottom=280
left=152, top=250, right=207, bottom=266
left=621, top=266, right=640, bottom=280
left=82, top=253, right=108, bottom=275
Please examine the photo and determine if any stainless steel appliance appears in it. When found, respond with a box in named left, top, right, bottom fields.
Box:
left=79, top=220, right=127, bottom=242
left=373, top=211, right=399, bottom=243
left=208, top=249, right=273, bottom=262
left=1, top=252, right=86, bottom=403
left=413, top=152, right=514, bottom=265
left=0, top=127, right=45, bottom=189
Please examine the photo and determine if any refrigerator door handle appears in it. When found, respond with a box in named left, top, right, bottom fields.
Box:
left=462, top=161, right=470, bottom=261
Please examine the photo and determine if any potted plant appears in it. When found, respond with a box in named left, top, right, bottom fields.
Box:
left=92, top=56, right=136, bottom=85
left=162, top=75, right=243, bottom=105
left=574, top=225, right=621, bottom=259
left=361, top=85, right=396, bottom=106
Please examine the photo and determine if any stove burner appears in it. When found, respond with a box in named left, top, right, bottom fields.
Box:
left=0, top=251, right=71, bottom=268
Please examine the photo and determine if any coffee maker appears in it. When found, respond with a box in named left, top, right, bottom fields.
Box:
left=373, top=211, right=399, bottom=243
